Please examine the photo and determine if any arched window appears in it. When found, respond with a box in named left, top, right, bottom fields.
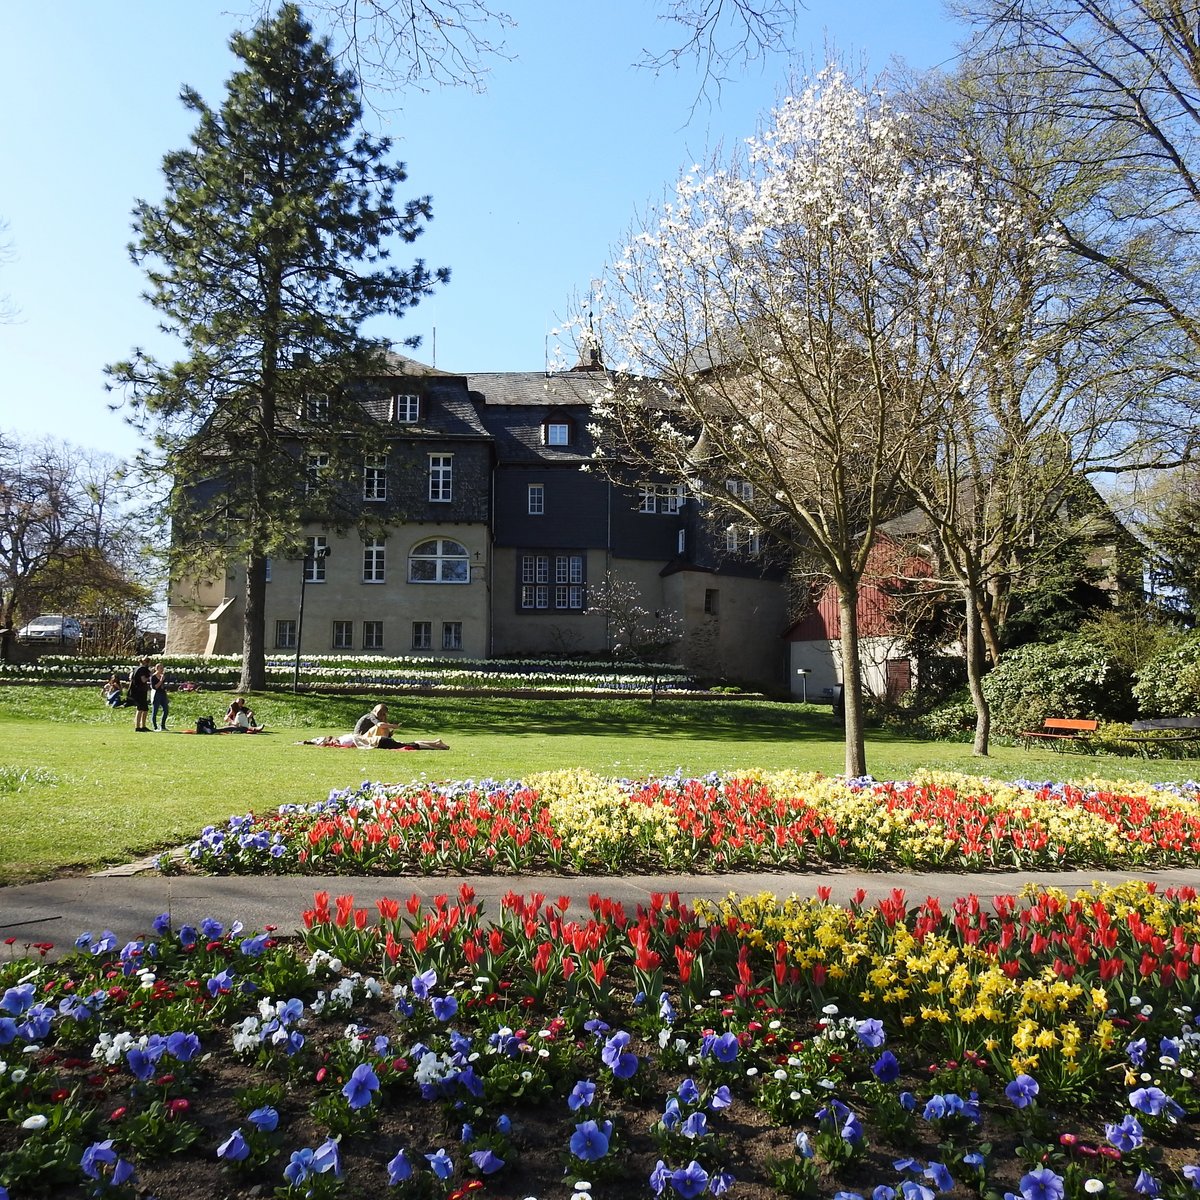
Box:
left=408, top=538, right=470, bottom=584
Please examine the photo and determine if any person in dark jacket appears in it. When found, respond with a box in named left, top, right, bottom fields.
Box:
left=127, top=657, right=152, bottom=732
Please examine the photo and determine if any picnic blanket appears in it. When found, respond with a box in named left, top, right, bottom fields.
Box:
left=300, top=736, right=449, bottom=750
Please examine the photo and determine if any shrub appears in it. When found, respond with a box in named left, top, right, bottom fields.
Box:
left=1088, top=720, right=1200, bottom=759
left=1133, top=631, right=1200, bottom=717
left=914, top=692, right=977, bottom=741
left=982, top=637, right=1134, bottom=735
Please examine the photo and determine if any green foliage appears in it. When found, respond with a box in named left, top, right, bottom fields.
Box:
left=0, top=764, right=60, bottom=793
left=981, top=637, right=1134, bottom=734
left=1079, top=605, right=1180, bottom=678
left=1087, top=720, right=1200, bottom=759
left=1133, top=631, right=1200, bottom=716
left=913, top=693, right=977, bottom=741
left=1139, top=469, right=1200, bottom=626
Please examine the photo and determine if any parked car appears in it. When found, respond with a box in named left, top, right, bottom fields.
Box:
left=17, top=614, right=83, bottom=644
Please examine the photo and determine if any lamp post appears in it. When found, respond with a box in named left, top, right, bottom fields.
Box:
left=795, top=667, right=810, bottom=704
left=294, top=544, right=330, bottom=693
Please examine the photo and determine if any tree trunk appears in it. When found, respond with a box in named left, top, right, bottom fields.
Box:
left=837, top=584, right=868, bottom=778
left=964, top=587, right=991, bottom=756
left=240, top=551, right=267, bottom=692
left=239, top=288, right=282, bottom=694
left=0, top=595, right=12, bottom=664
left=980, top=578, right=1004, bottom=666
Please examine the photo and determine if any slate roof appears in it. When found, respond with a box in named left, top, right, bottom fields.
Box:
left=469, top=371, right=609, bottom=464
left=465, top=370, right=610, bottom=407
left=352, top=352, right=490, bottom=440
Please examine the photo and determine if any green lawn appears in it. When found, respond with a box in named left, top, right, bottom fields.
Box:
left=1, top=685, right=1195, bottom=884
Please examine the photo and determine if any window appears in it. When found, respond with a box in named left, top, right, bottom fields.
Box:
left=303, top=393, right=329, bottom=422
left=544, top=421, right=570, bottom=446
left=726, top=478, right=754, bottom=502
left=704, top=589, right=720, bottom=616
left=411, top=621, right=432, bottom=650
left=637, top=484, right=657, bottom=514
left=408, top=538, right=470, bottom=583
left=305, top=453, right=329, bottom=496
left=304, top=536, right=329, bottom=583
left=363, top=621, right=384, bottom=650
left=392, top=393, right=421, bottom=423
left=725, top=525, right=761, bottom=555
left=442, top=621, right=463, bottom=650
left=519, top=552, right=585, bottom=611
left=332, top=620, right=353, bottom=649
left=363, top=455, right=388, bottom=501
left=275, top=620, right=296, bottom=649
left=662, top=484, right=685, bottom=515
left=528, top=483, right=545, bottom=515
left=363, top=538, right=386, bottom=583
left=264, top=558, right=272, bottom=582
left=429, top=454, right=453, bottom=502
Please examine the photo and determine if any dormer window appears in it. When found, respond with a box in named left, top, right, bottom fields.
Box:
left=544, top=421, right=571, bottom=446
left=392, top=393, right=421, bottom=423
left=303, top=393, right=329, bottom=421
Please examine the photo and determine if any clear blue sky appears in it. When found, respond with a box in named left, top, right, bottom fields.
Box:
left=0, top=1, right=962, bottom=460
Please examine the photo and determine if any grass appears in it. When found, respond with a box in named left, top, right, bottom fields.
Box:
left=1, top=684, right=1196, bottom=885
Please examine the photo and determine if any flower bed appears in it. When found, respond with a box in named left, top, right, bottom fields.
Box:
left=176, top=770, right=1200, bottom=876
left=0, top=655, right=701, bottom=695
left=2, top=881, right=1200, bottom=1199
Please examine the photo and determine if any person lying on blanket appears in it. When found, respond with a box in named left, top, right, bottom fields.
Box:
left=299, top=722, right=449, bottom=750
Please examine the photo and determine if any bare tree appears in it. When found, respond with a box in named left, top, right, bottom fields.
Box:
left=0, top=435, right=149, bottom=661
left=279, top=0, right=801, bottom=106
left=958, top=0, right=1200, bottom=383
left=637, top=0, right=801, bottom=108
left=0, top=218, right=15, bottom=324
left=583, top=68, right=1024, bottom=776
left=252, top=0, right=516, bottom=94
left=587, top=573, right=683, bottom=699
left=891, top=64, right=1187, bottom=754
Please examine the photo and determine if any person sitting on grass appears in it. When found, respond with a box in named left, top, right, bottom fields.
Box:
left=353, top=702, right=390, bottom=737
left=102, top=674, right=123, bottom=707
left=219, top=696, right=264, bottom=732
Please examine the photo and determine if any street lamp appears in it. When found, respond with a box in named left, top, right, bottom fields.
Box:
left=294, top=544, right=331, bottom=693
left=795, top=667, right=810, bottom=704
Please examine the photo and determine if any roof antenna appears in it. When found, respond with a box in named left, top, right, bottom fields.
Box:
left=545, top=333, right=550, bottom=377
left=432, top=327, right=437, bottom=369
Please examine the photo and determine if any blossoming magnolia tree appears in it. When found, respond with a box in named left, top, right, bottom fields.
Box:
left=582, top=67, right=1043, bottom=776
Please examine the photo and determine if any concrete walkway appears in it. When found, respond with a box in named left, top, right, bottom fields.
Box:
left=6, top=861, right=1200, bottom=955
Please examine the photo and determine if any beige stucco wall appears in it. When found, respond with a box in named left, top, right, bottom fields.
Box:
left=166, top=535, right=792, bottom=692
left=167, top=523, right=491, bottom=659
left=488, top=547, right=610, bottom=657
left=663, top=569, right=789, bottom=691
left=165, top=571, right=234, bottom=656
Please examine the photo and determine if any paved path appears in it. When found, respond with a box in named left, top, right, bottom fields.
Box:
left=6, top=863, right=1200, bottom=956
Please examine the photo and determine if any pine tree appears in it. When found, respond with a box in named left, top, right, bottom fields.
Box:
left=107, top=4, right=447, bottom=690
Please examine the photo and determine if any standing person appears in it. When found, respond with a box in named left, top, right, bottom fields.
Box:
left=151, top=663, right=170, bottom=731
left=127, top=656, right=153, bottom=732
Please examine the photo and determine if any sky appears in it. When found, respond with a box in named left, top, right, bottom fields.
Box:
left=0, top=1, right=964, bottom=461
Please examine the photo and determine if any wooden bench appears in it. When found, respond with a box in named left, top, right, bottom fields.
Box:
left=1019, top=717, right=1098, bottom=752
left=1115, top=716, right=1200, bottom=758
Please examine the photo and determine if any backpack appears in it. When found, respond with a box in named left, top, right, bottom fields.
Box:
left=196, top=715, right=216, bottom=734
